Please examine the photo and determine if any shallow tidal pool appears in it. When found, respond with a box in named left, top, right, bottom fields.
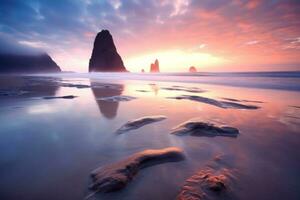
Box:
left=0, top=74, right=299, bottom=200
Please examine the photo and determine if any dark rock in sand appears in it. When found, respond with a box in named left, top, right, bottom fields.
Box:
left=116, top=115, right=166, bottom=134
left=43, top=95, right=77, bottom=100
left=89, top=30, right=127, bottom=72
left=221, top=97, right=264, bottom=104
left=136, top=89, right=150, bottom=93
left=289, top=105, right=300, bottom=109
left=177, top=168, right=235, bottom=200
left=97, top=95, right=136, bottom=102
left=89, top=147, right=184, bottom=193
left=189, top=66, right=197, bottom=73
left=162, top=86, right=205, bottom=93
left=168, top=95, right=260, bottom=110
left=0, top=53, right=61, bottom=73
left=170, top=120, right=239, bottom=137
left=0, top=89, right=29, bottom=97
left=59, top=83, right=91, bottom=89
left=150, top=59, right=160, bottom=72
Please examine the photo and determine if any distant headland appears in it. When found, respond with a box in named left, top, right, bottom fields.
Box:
left=0, top=53, right=61, bottom=73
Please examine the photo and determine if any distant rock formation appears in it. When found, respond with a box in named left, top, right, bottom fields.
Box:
left=189, top=66, right=197, bottom=73
left=150, top=59, right=160, bottom=72
left=89, top=30, right=127, bottom=72
left=0, top=53, right=61, bottom=73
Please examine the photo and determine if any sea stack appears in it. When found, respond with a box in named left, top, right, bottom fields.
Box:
left=89, top=30, right=127, bottom=72
left=0, top=53, right=61, bottom=73
left=150, top=59, right=160, bottom=72
left=189, top=66, right=197, bottom=73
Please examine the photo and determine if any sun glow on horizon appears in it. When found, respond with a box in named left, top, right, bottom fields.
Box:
left=125, top=49, right=229, bottom=72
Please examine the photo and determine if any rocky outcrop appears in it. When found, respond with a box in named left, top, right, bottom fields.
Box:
left=0, top=53, right=61, bottom=73
left=177, top=169, right=235, bottom=200
left=170, top=120, right=239, bottom=138
left=89, top=147, right=184, bottom=193
left=150, top=59, right=160, bottom=72
left=189, top=66, right=197, bottom=73
left=89, top=30, right=127, bottom=72
left=116, top=115, right=167, bottom=134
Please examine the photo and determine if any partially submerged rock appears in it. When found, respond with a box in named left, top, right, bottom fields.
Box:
left=170, top=120, right=239, bottom=138
left=59, top=83, right=91, bottom=89
left=97, top=95, right=136, bottom=102
left=116, top=115, right=166, bottom=134
left=162, top=86, right=205, bottom=93
left=221, top=97, right=264, bottom=104
left=89, top=147, right=184, bottom=193
left=43, top=95, right=77, bottom=99
left=177, top=168, right=235, bottom=200
left=0, top=89, right=29, bottom=97
left=168, top=95, right=259, bottom=109
left=136, top=89, right=150, bottom=93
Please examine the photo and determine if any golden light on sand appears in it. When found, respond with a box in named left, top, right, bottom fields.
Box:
left=125, top=49, right=229, bottom=72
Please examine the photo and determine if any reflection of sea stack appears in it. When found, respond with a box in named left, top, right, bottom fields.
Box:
left=0, top=53, right=61, bottom=73
left=90, top=82, right=124, bottom=119
left=189, top=66, right=197, bottom=73
left=89, top=30, right=127, bottom=72
left=150, top=59, right=160, bottom=72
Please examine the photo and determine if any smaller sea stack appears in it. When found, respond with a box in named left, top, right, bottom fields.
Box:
left=189, top=66, right=197, bottom=73
left=150, top=59, right=160, bottom=72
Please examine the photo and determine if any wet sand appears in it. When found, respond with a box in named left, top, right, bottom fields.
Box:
left=0, top=74, right=299, bottom=200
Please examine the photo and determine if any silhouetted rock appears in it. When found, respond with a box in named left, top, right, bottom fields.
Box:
left=150, top=59, right=160, bottom=72
left=0, top=53, right=61, bottom=73
left=89, top=147, right=184, bottom=193
left=189, top=66, right=197, bottom=73
left=89, top=30, right=127, bottom=72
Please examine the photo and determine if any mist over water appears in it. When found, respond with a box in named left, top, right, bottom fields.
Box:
left=35, top=71, right=300, bottom=91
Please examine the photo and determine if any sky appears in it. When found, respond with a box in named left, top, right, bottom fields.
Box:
left=0, top=0, right=299, bottom=72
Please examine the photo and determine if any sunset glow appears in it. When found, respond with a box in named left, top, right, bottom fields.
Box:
left=0, top=0, right=299, bottom=72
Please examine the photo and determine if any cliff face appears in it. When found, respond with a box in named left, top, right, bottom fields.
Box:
left=89, top=30, right=127, bottom=72
left=0, top=53, right=61, bottom=73
left=150, top=59, right=160, bottom=72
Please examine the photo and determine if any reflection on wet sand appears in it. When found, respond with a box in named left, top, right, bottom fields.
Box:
left=149, top=83, right=159, bottom=96
left=0, top=76, right=60, bottom=99
left=90, top=81, right=124, bottom=119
